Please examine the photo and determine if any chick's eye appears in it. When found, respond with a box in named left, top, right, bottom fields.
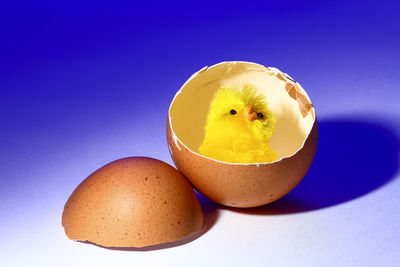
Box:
left=230, top=109, right=237, bottom=115
left=257, top=113, right=264, bottom=119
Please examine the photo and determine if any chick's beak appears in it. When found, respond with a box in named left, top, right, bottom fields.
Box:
left=246, top=104, right=256, bottom=121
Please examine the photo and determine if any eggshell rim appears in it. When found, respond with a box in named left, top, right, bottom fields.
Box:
left=168, top=61, right=316, bottom=166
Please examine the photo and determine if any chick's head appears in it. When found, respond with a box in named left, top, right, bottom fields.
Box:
left=204, top=83, right=275, bottom=140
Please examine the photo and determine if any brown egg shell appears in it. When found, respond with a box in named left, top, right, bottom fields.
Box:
left=62, top=157, right=204, bottom=248
left=167, top=61, right=318, bottom=208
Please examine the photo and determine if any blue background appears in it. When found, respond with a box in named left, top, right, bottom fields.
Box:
left=1, top=1, right=399, bottom=266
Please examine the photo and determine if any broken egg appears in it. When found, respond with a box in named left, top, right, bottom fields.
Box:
left=62, top=157, right=204, bottom=248
left=167, top=61, right=317, bottom=208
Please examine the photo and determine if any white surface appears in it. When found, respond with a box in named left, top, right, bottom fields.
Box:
left=1, top=114, right=399, bottom=267
left=2, top=179, right=400, bottom=267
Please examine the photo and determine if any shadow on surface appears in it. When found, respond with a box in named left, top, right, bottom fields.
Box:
left=228, top=117, right=400, bottom=215
left=80, top=193, right=219, bottom=251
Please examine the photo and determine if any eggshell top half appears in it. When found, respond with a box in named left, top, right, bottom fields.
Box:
left=167, top=61, right=318, bottom=208
left=62, top=157, right=204, bottom=248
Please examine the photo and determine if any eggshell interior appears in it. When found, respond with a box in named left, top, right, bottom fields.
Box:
left=62, top=157, right=204, bottom=248
left=167, top=61, right=317, bottom=207
left=169, top=62, right=315, bottom=159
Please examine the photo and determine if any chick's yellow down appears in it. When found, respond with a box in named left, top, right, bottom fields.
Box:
left=198, top=84, right=277, bottom=163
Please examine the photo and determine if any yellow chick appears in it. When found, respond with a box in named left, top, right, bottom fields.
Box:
left=198, top=83, right=277, bottom=163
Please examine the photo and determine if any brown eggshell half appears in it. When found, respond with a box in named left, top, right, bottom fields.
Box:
left=62, top=157, right=204, bottom=248
left=167, top=61, right=318, bottom=208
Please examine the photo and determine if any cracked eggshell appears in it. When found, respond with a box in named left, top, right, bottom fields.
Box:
left=167, top=61, right=317, bottom=208
left=62, top=157, right=204, bottom=248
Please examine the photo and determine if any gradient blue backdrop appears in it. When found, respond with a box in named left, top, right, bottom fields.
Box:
left=1, top=1, right=399, bottom=266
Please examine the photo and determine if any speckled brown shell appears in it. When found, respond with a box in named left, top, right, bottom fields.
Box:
left=62, top=157, right=204, bottom=248
left=167, top=118, right=317, bottom=208
left=166, top=61, right=318, bottom=208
